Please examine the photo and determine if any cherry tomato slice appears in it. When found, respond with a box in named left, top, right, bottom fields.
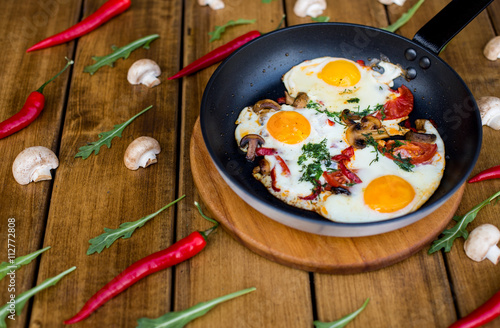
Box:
left=380, top=85, right=414, bottom=120
left=382, top=140, right=437, bottom=164
left=323, top=171, right=350, bottom=188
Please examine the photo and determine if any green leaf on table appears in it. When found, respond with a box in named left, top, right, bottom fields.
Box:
left=75, top=105, right=153, bottom=159
left=136, top=287, right=256, bottom=328
left=262, top=0, right=275, bottom=3
left=84, top=34, right=159, bottom=75
left=0, top=246, right=50, bottom=281
left=428, top=190, right=500, bottom=254
left=0, top=266, right=75, bottom=328
left=209, top=19, right=256, bottom=42
left=87, top=195, right=186, bottom=255
left=312, top=16, right=330, bottom=22
left=381, top=0, right=425, bottom=33
left=314, top=298, right=370, bottom=328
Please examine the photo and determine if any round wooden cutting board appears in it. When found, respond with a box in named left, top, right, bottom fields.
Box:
left=190, top=119, right=464, bottom=274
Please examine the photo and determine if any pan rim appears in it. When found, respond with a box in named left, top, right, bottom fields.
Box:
left=200, top=22, right=482, bottom=236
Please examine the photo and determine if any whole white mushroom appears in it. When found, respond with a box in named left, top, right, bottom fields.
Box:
left=464, top=224, right=500, bottom=264
left=198, top=0, right=225, bottom=10
left=477, top=96, right=500, bottom=130
left=294, top=0, right=327, bottom=18
left=124, top=136, right=161, bottom=170
left=127, top=59, right=161, bottom=88
left=12, top=146, right=59, bottom=185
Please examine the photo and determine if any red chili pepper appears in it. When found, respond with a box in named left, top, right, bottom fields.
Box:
left=64, top=204, right=218, bottom=324
left=0, top=58, right=74, bottom=140
left=255, top=147, right=277, bottom=156
left=338, top=161, right=362, bottom=184
left=448, top=290, right=500, bottom=328
left=168, top=30, right=261, bottom=79
left=271, top=168, right=280, bottom=192
left=27, top=0, right=131, bottom=52
left=341, top=146, right=355, bottom=159
left=468, top=165, right=500, bottom=183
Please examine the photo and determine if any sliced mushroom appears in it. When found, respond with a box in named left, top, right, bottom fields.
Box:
left=12, top=146, right=59, bottom=185
left=464, top=224, right=500, bottom=264
left=124, top=136, right=161, bottom=170
left=483, top=36, right=500, bottom=61
left=345, top=115, right=389, bottom=149
left=240, top=134, right=265, bottom=161
left=293, top=0, right=327, bottom=18
left=414, top=119, right=427, bottom=132
left=253, top=159, right=271, bottom=175
left=477, top=96, right=500, bottom=130
left=340, top=109, right=360, bottom=126
left=285, top=91, right=295, bottom=105
left=253, top=99, right=281, bottom=114
left=127, top=59, right=161, bottom=88
left=292, top=92, right=309, bottom=108
left=404, top=130, right=437, bottom=143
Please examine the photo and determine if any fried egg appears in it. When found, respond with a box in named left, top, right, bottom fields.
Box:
left=282, top=57, right=403, bottom=114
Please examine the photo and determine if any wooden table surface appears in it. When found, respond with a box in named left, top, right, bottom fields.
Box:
left=1, top=0, right=499, bottom=327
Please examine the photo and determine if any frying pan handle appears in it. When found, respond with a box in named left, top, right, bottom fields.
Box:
left=412, top=0, right=494, bottom=54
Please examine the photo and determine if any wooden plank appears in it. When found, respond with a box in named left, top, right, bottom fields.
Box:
left=175, top=1, right=313, bottom=327
left=282, top=0, right=455, bottom=326
left=28, top=0, right=182, bottom=327
left=393, top=0, right=500, bottom=326
left=0, top=0, right=79, bottom=327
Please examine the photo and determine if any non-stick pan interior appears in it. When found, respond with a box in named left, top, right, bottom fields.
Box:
left=200, top=23, right=482, bottom=235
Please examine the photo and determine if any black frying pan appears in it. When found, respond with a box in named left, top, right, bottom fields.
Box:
left=200, top=0, right=491, bottom=236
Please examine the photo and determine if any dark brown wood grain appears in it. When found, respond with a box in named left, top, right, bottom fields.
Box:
left=0, top=1, right=80, bottom=327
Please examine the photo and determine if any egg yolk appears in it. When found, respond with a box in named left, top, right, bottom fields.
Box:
left=267, top=111, right=311, bottom=144
left=318, top=60, right=361, bottom=87
left=364, top=175, right=415, bottom=213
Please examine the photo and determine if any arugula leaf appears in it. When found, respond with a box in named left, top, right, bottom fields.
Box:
left=312, top=16, right=330, bottom=22
left=0, top=266, right=75, bottom=328
left=0, top=246, right=50, bottom=281
left=87, top=195, right=186, bottom=255
left=381, top=0, right=425, bottom=33
left=84, top=34, right=159, bottom=75
left=209, top=19, right=256, bottom=42
left=262, top=0, right=275, bottom=2
left=75, top=105, right=153, bottom=159
left=428, top=190, right=500, bottom=254
left=136, top=287, right=256, bottom=328
left=314, top=298, right=370, bottom=328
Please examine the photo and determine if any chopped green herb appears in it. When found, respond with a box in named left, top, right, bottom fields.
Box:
left=209, top=19, right=256, bottom=42
left=393, top=153, right=415, bottom=172
left=353, top=104, right=383, bottom=117
left=298, top=139, right=332, bottom=189
left=347, top=98, right=360, bottom=103
left=312, top=16, right=330, bottom=22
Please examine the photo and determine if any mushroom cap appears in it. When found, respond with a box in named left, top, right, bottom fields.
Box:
left=378, top=0, right=406, bottom=5
left=198, top=0, right=225, bottom=9
left=124, top=136, right=161, bottom=170
left=12, top=146, right=59, bottom=185
left=127, top=59, right=162, bottom=88
left=483, top=36, right=500, bottom=61
left=477, top=96, right=500, bottom=130
left=293, top=0, right=327, bottom=18
left=464, top=224, right=500, bottom=262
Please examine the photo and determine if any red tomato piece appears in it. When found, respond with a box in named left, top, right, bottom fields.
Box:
left=255, top=147, right=276, bottom=156
left=323, top=171, right=350, bottom=188
left=382, top=140, right=438, bottom=164
left=327, top=119, right=335, bottom=126
left=381, top=85, right=414, bottom=120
